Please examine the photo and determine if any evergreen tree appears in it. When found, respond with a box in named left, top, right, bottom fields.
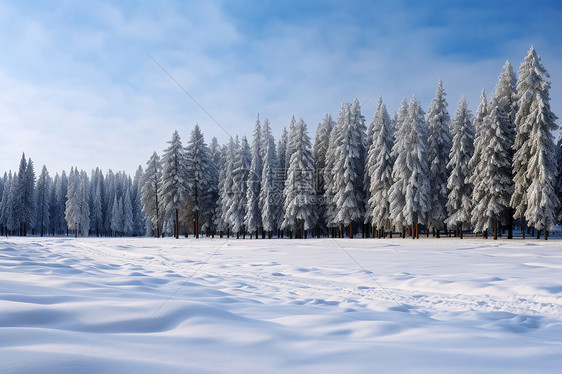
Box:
left=332, top=99, right=367, bottom=238
left=260, top=119, right=282, bottom=236
left=445, top=96, right=474, bottom=238
left=131, top=166, right=145, bottom=236
left=123, top=188, right=134, bottom=236
left=185, top=124, right=217, bottom=237
left=245, top=116, right=263, bottom=237
left=323, top=114, right=341, bottom=232
left=159, top=130, right=187, bottom=238
left=53, top=171, right=68, bottom=235
left=219, top=138, right=238, bottom=236
left=426, top=81, right=451, bottom=234
left=313, top=114, right=334, bottom=234
left=366, top=98, right=394, bottom=236
left=65, top=168, right=90, bottom=237
left=277, top=127, right=289, bottom=186
left=35, top=165, right=51, bottom=237
left=111, top=196, right=124, bottom=236
left=470, top=95, right=514, bottom=238
left=512, top=47, right=559, bottom=237
left=389, top=99, right=410, bottom=234
left=141, top=152, right=162, bottom=237
left=282, top=118, right=317, bottom=237
left=0, top=172, right=18, bottom=234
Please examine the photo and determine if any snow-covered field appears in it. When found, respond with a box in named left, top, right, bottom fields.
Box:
left=1, top=237, right=562, bottom=373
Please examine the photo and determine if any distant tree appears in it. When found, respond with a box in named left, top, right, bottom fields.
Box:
left=282, top=118, right=317, bottom=238
left=159, top=131, right=187, bottom=238
left=141, top=152, right=162, bottom=237
left=445, top=96, right=474, bottom=238
left=131, top=166, right=145, bottom=236
left=185, top=124, right=217, bottom=237
left=332, top=99, right=367, bottom=238
left=277, top=127, right=289, bottom=186
left=245, top=116, right=263, bottom=238
left=35, top=165, right=51, bottom=237
left=260, top=119, right=282, bottom=237
left=389, top=99, right=410, bottom=235
left=110, top=196, right=124, bottom=236
left=313, top=114, right=333, bottom=234
left=426, top=81, right=451, bottom=235
left=123, top=188, right=134, bottom=236
left=366, top=98, right=394, bottom=237
left=511, top=46, right=559, bottom=239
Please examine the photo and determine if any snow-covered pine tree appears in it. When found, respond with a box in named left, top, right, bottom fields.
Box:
left=224, top=136, right=250, bottom=237
left=53, top=171, right=68, bottom=235
left=123, top=188, right=134, bottom=236
left=141, top=152, right=162, bottom=237
left=426, top=81, right=451, bottom=236
left=110, top=195, right=123, bottom=236
left=284, top=116, right=297, bottom=172
left=512, top=47, right=559, bottom=239
left=389, top=99, right=410, bottom=236
left=313, top=114, right=333, bottom=235
left=65, top=168, right=90, bottom=237
left=89, top=168, right=104, bottom=237
left=245, top=116, right=263, bottom=238
left=445, top=96, right=474, bottom=238
left=16, top=154, right=36, bottom=235
left=159, top=130, right=187, bottom=238
left=393, top=97, right=430, bottom=238
left=215, top=143, right=229, bottom=236
left=185, top=124, right=217, bottom=237
left=260, top=119, right=282, bottom=237
left=35, top=165, right=51, bottom=237
left=332, top=99, right=366, bottom=238
left=470, top=95, right=514, bottom=239
left=277, top=127, right=289, bottom=186
left=366, top=97, right=394, bottom=237
left=282, top=118, right=317, bottom=238
left=132, top=166, right=145, bottom=236
left=0, top=172, right=18, bottom=235
left=323, top=114, right=341, bottom=235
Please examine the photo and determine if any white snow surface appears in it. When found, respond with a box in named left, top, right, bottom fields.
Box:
left=1, top=237, right=562, bottom=373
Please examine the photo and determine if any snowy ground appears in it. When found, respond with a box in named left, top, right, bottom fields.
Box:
left=1, top=237, right=562, bottom=373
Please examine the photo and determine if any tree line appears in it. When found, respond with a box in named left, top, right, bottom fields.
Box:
left=1, top=47, right=560, bottom=239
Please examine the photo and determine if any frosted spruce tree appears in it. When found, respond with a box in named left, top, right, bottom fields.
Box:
left=313, top=114, right=334, bottom=235
left=366, top=98, right=394, bottom=237
left=185, top=124, right=217, bottom=238
left=259, top=119, right=282, bottom=237
left=445, top=96, right=474, bottom=238
left=331, top=100, right=366, bottom=238
left=390, top=97, right=429, bottom=239
left=277, top=127, right=289, bottom=186
left=141, top=152, right=162, bottom=237
left=123, top=188, right=134, bottom=236
left=219, top=138, right=238, bottom=237
left=511, top=46, right=559, bottom=239
left=159, top=130, right=187, bottom=239
left=35, top=165, right=51, bottom=237
left=388, top=99, right=410, bottom=237
left=110, top=196, right=124, bottom=236
left=225, top=137, right=250, bottom=237
left=471, top=63, right=517, bottom=239
left=470, top=95, right=514, bottom=239
left=323, top=113, right=341, bottom=236
left=1, top=172, right=19, bottom=235
left=426, top=81, right=451, bottom=236
left=65, top=168, right=90, bottom=237
left=282, top=118, right=317, bottom=238
left=16, top=154, right=36, bottom=235
left=245, top=116, right=263, bottom=238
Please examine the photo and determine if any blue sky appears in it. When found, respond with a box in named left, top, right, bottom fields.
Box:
left=0, top=0, right=561, bottom=175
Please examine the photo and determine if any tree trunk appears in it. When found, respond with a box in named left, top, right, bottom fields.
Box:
left=493, top=220, right=498, bottom=240
left=545, top=229, right=549, bottom=240
left=349, top=222, right=353, bottom=239
left=537, top=229, right=540, bottom=239
left=459, top=223, right=463, bottom=239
